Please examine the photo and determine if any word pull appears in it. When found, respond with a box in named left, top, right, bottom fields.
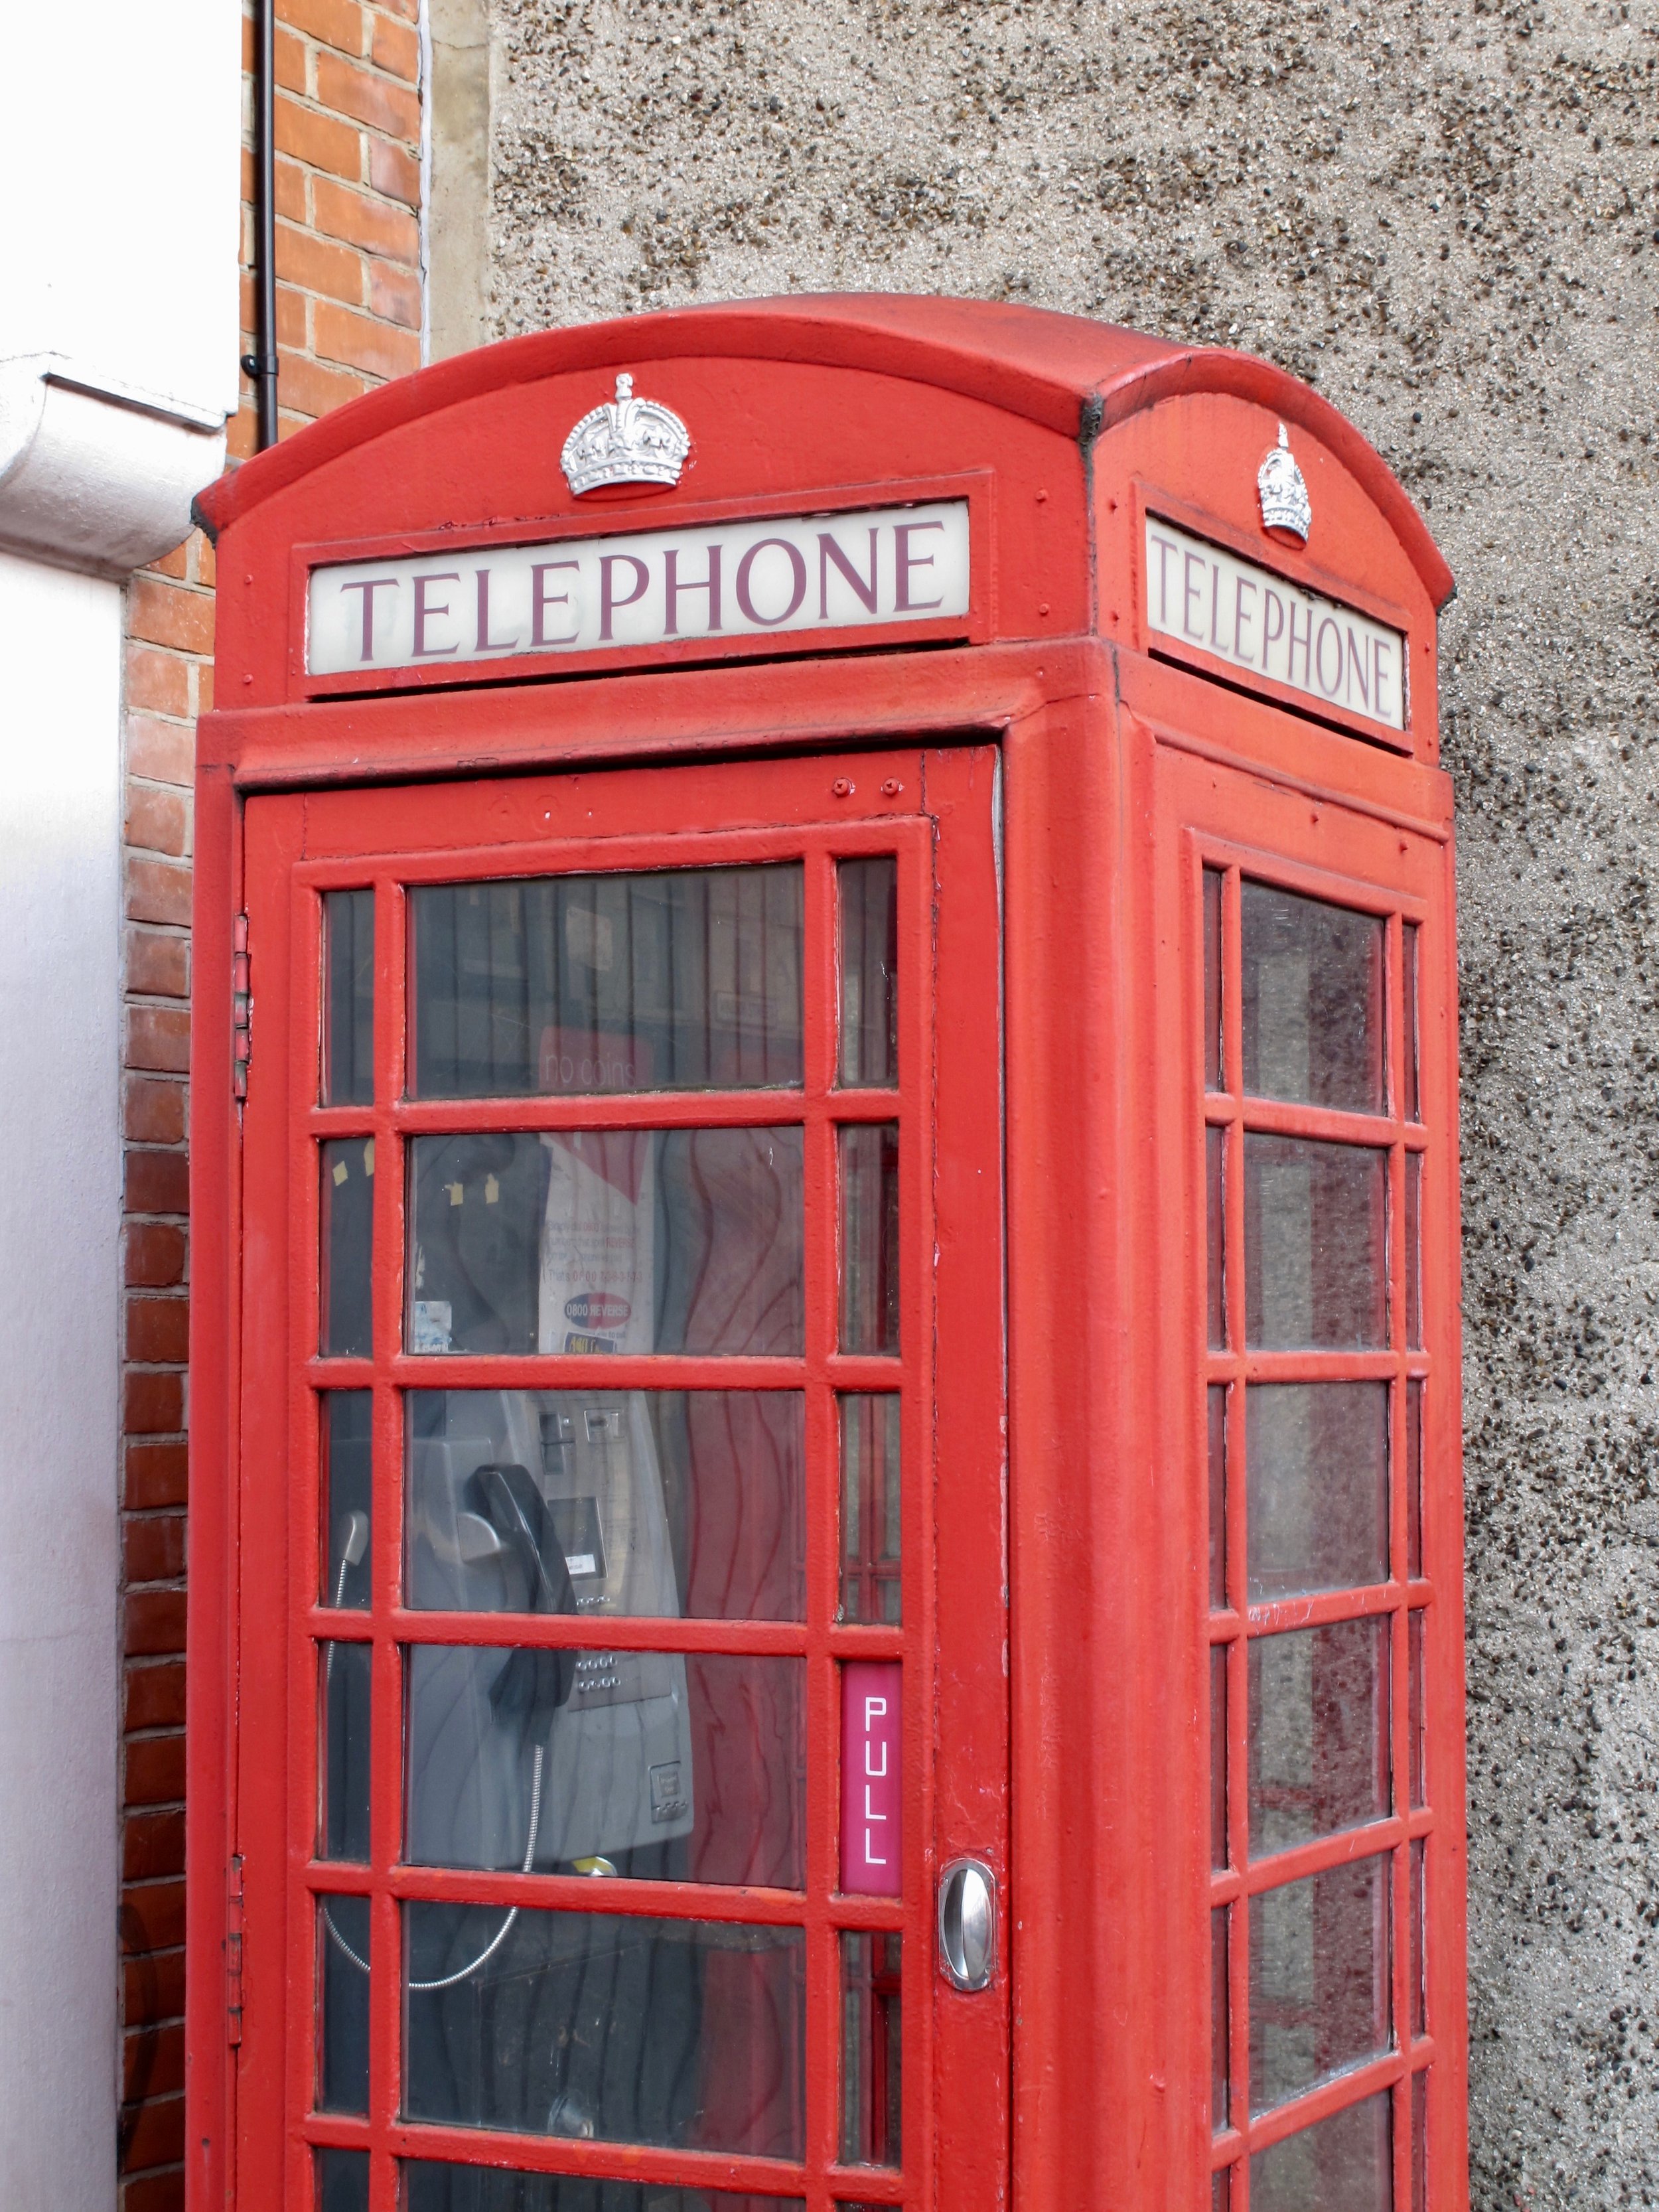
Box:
left=841, top=1660, right=902, bottom=1896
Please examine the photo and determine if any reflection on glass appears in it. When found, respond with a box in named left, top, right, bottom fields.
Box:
left=410, top=867, right=804, bottom=1098
left=1207, top=1127, right=1226, bottom=1351
left=403, top=1906, right=804, bottom=2157
left=1406, top=1380, right=1423, bottom=1582
left=839, top=1124, right=899, bottom=1355
left=1250, top=2091, right=1392, bottom=2212
left=841, top=1395, right=901, bottom=1623
left=405, top=2174, right=803, bottom=2212
left=316, top=2148, right=369, bottom=2212
left=318, top=1894, right=370, bottom=2114
left=1410, top=1839, right=1427, bottom=2038
left=840, top=1931, right=901, bottom=2168
left=1209, top=1386, right=1228, bottom=1611
left=322, top=1641, right=371, bottom=1863
left=1210, top=1645, right=1228, bottom=1870
left=1242, top=883, right=1384, bottom=1114
left=1411, top=2071, right=1427, bottom=2212
left=1248, top=1618, right=1389, bottom=1860
left=1246, top=1384, right=1389, bottom=1602
left=1245, top=1138, right=1387, bottom=1350
left=1249, top=1856, right=1391, bottom=2114
left=322, top=1390, right=372, bottom=1609
left=1405, top=1153, right=1423, bottom=1352
left=1403, top=922, right=1421, bottom=1125
left=323, top=1139, right=375, bottom=1358
left=406, top=1647, right=804, bottom=1888
left=1212, top=2170, right=1231, bottom=2212
left=407, top=1391, right=805, bottom=1621
left=840, top=857, right=898, bottom=1088
left=1408, top=1613, right=1426, bottom=1809
left=1212, top=1906, right=1230, bottom=2134
left=1204, top=867, right=1224, bottom=1092
left=324, top=888, right=375, bottom=1106
left=407, top=1130, right=804, bottom=1359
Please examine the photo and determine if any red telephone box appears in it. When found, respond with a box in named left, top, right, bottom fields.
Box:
left=189, top=297, right=1465, bottom=2212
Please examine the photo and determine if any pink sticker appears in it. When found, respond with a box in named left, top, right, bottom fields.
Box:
left=841, top=1660, right=902, bottom=1895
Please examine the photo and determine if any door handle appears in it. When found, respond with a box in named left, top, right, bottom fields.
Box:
left=938, top=1857, right=997, bottom=1992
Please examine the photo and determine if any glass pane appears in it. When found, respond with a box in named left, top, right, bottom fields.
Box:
left=317, top=1894, right=370, bottom=2114
left=1206, top=1126, right=1226, bottom=1351
left=1405, top=1153, right=1423, bottom=1352
left=1410, top=1838, right=1427, bottom=2037
left=1250, top=2090, right=1392, bottom=2212
left=321, top=1641, right=371, bottom=1864
left=316, top=2148, right=369, bottom=2212
left=409, top=865, right=804, bottom=1098
left=406, top=1647, right=804, bottom=1887
left=840, top=1931, right=902, bottom=2167
left=407, top=1129, right=804, bottom=1357
left=1203, top=867, right=1224, bottom=1091
left=1411, top=2071, right=1427, bottom=2212
left=1408, top=1612, right=1427, bottom=1808
left=323, top=1138, right=375, bottom=1358
left=1406, top=1380, right=1423, bottom=1582
left=1241, top=883, right=1384, bottom=1113
left=1249, top=1856, right=1391, bottom=2113
left=1210, top=1645, right=1228, bottom=1869
left=324, top=888, right=375, bottom=1106
left=407, top=2175, right=802, bottom=2212
left=1245, top=1138, right=1387, bottom=1350
left=1213, top=2170, right=1232, bottom=2212
left=407, top=1390, right=804, bottom=1621
left=841, top=1394, right=901, bottom=1623
left=322, top=1390, right=372, bottom=1609
left=403, top=1905, right=804, bottom=2156
left=1211, top=1905, right=1230, bottom=2134
left=1246, top=1384, right=1389, bottom=1602
left=839, top=855, right=898, bottom=1087
left=839, top=1124, right=899, bottom=1355
left=1248, top=1618, right=1389, bottom=1860
left=1208, top=1385, right=1228, bottom=1611
left=1402, top=922, right=1421, bottom=1125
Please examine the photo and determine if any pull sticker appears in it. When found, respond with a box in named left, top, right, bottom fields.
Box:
left=841, top=1659, right=902, bottom=1896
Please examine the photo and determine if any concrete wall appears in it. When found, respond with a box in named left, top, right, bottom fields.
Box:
left=433, top=1, right=1659, bottom=2201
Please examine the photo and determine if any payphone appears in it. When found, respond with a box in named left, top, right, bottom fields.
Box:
left=191, top=296, right=1465, bottom=2212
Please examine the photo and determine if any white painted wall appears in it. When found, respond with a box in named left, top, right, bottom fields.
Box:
left=0, top=552, right=123, bottom=2207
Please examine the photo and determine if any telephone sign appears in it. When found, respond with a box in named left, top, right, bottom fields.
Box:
left=192, top=297, right=1467, bottom=2212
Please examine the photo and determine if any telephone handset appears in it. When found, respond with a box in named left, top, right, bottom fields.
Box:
left=468, top=1461, right=577, bottom=1726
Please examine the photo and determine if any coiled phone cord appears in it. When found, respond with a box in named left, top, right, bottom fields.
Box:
left=322, top=1550, right=545, bottom=1989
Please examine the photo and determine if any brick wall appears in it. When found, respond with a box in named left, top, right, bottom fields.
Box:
left=116, top=2, right=422, bottom=2201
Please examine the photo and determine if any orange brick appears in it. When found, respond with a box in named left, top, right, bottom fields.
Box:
left=125, top=1224, right=186, bottom=1291
left=129, top=577, right=214, bottom=656
left=312, top=173, right=418, bottom=262
left=127, top=1003, right=192, bottom=1074
left=125, top=1657, right=187, bottom=1733
left=126, top=713, right=194, bottom=786
left=275, top=92, right=363, bottom=183
left=194, top=533, right=216, bottom=589
left=124, top=1514, right=187, bottom=1587
left=273, top=153, right=309, bottom=222
left=123, top=2020, right=184, bottom=2101
left=124, top=1373, right=184, bottom=1439
left=147, top=543, right=189, bottom=583
left=125, top=648, right=190, bottom=719
left=194, top=662, right=214, bottom=715
left=316, top=48, right=419, bottom=140
left=369, top=132, right=419, bottom=207
left=277, top=0, right=366, bottom=56
left=274, top=282, right=310, bottom=350
left=125, top=785, right=190, bottom=859
left=378, top=0, right=417, bottom=22
left=125, top=1588, right=187, bottom=1657
left=242, top=7, right=256, bottom=67
left=126, top=859, right=192, bottom=928
left=126, top=1149, right=190, bottom=1215
left=314, top=299, right=419, bottom=380
left=125, top=928, right=189, bottom=999
left=123, top=1810, right=184, bottom=1883
left=226, top=406, right=259, bottom=463
left=125, top=1441, right=188, bottom=1509
left=370, top=9, right=419, bottom=80
left=120, top=1939, right=184, bottom=2018
left=121, top=2168, right=186, bottom=2212
left=275, top=220, right=366, bottom=305
left=274, top=21, right=308, bottom=92
left=119, top=2092, right=185, bottom=2175
left=119, top=1879, right=186, bottom=1955
left=124, top=1078, right=186, bottom=1146
left=370, top=258, right=421, bottom=330
left=127, top=1295, right=190, bottom=1364
left=125, top=1736, right=187, bottom=1808
left=275, top=346, right=368, bottom=418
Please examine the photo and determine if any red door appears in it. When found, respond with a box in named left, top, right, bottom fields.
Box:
left=232, top=747, right=1007, bottom=2212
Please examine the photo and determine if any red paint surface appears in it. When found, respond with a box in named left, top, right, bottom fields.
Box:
left=841, top=1660, right=903, bottom=1895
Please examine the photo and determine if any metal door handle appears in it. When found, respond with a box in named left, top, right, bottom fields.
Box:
left=938, top=1857, right=997, bottom=1992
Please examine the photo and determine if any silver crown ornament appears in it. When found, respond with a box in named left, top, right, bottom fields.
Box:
left=1257, top=423, right=1311, bottom=544
left=560, top=372, right=690, bottom=496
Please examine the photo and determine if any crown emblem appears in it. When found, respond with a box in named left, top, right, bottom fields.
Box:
left=1257, top=423, right=1311, bottom=544
left=560, top=372, right=690, bottom=497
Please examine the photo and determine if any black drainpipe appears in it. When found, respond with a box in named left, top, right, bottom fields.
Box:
left=240, top=0, right=279, bottom=450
